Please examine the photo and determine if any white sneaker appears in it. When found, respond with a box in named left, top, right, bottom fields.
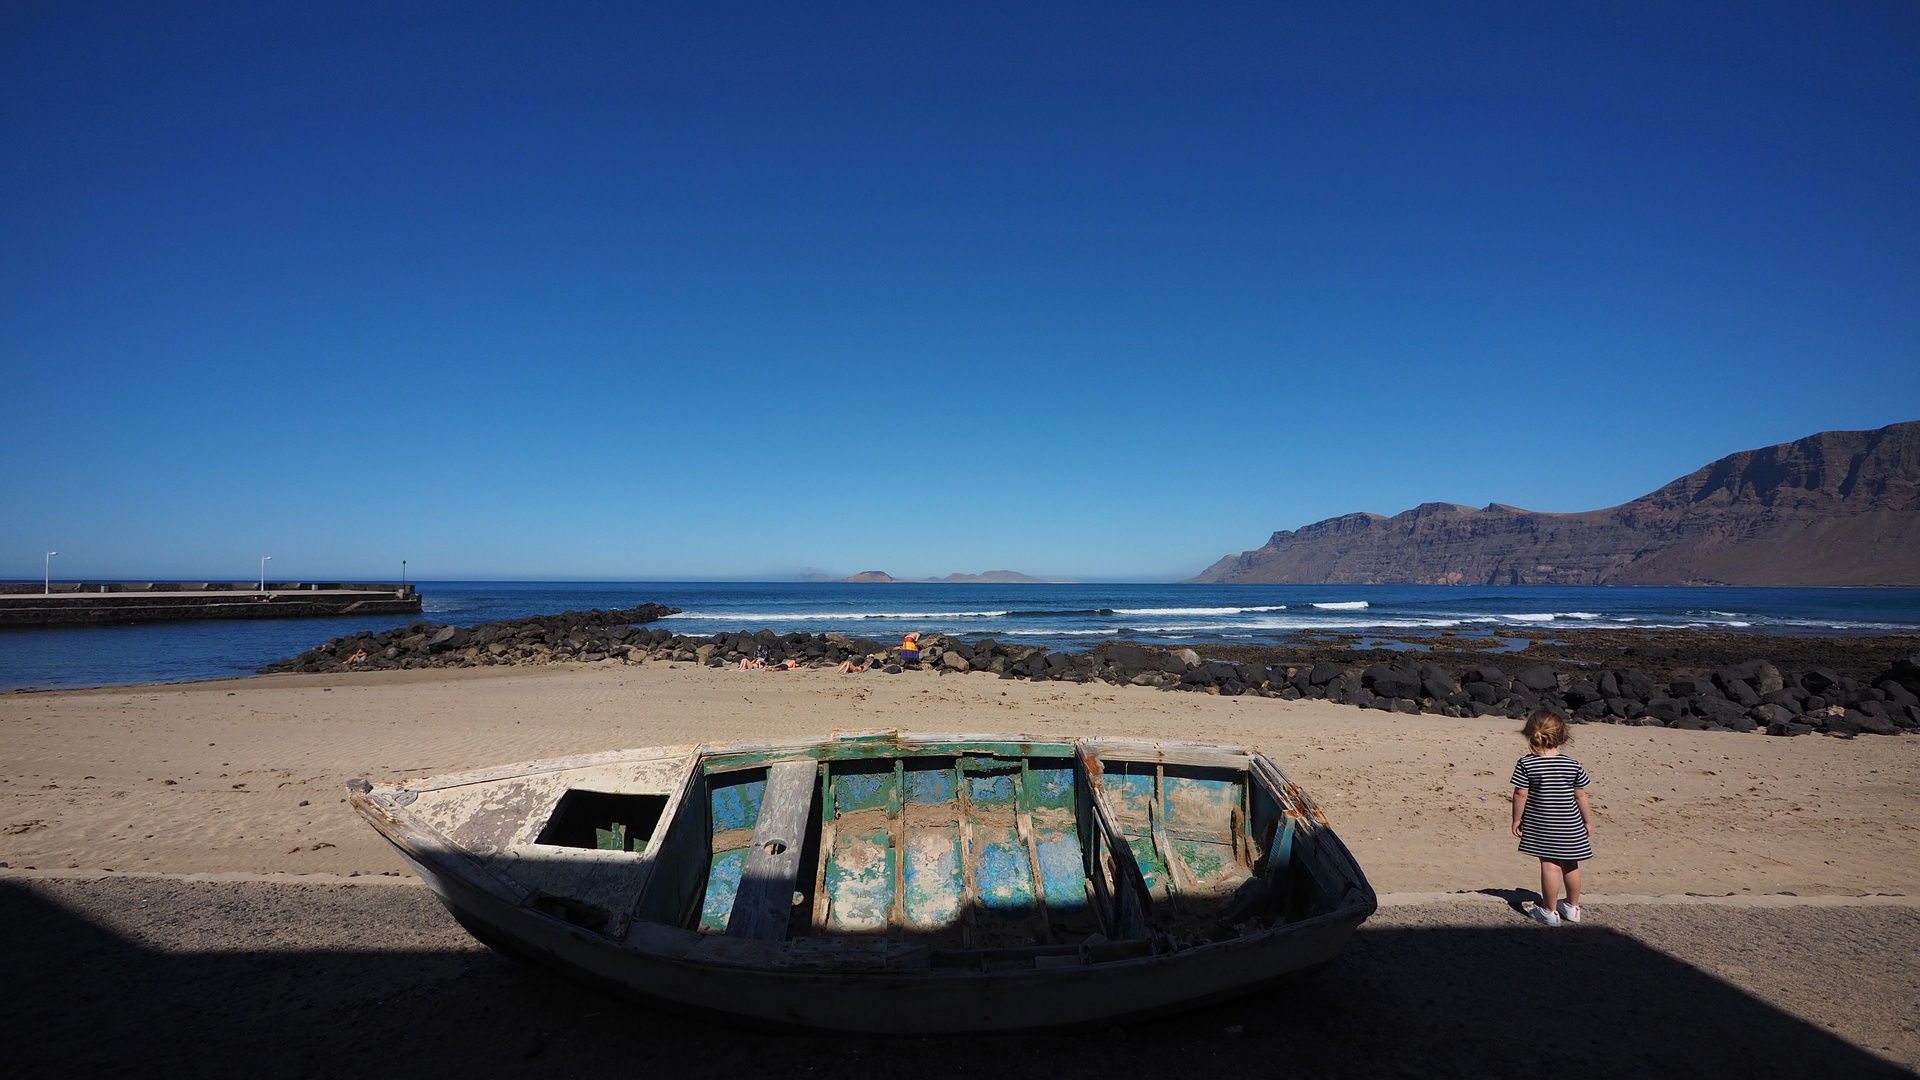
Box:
left=1558, top=901, right=1582, bottom=923
left=1526, top=903, right=1561, bottom=927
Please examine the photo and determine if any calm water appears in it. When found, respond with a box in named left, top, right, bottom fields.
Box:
left=4, top=581, right=1918, bottom=692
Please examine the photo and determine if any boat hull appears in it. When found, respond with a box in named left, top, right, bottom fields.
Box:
left=392, top=839, right=1366, bottom=1032
left=354, top=732, right=1377, bottom=1033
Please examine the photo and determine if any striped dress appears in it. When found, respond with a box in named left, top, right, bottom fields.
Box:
left=1511, top=753, right=1593, bottom=862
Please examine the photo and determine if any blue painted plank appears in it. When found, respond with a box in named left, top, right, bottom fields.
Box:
left=709, top=779, right=764, bottom=835
left=903, top=824, right=963, bottom=929
left=905, top=767, right=954, bottom=805
left=973, top=828, right=1036, bottom=912
left=1034, top=829, right=1089, bottom=916
left=1026, top=767, right=1077, bottom=811
left=826, top=827, right=894, bottom=933
left=1162, top=775, right=1238, bottom=843
left=968, top=773, right=1018, bottom=809
left=699, top=848, right=748, bottom=932
left=831, top=771, right=894, bottom=814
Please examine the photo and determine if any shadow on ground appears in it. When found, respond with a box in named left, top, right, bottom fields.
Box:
left=3, top=881, right=1906, bottom=1079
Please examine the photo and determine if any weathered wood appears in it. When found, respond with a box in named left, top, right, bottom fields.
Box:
left=725, top=760, right=817, bottom=941
left=1074, top=743, right=1156, bottom=937
left=810, top=762, right=834, bottom=931
left=888, top=758, right=906, bottom=934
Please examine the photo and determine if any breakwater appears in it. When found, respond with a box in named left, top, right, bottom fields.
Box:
left=266, top=607, right=1920, bottom=740
left=0, top=582, right=421, bottom=627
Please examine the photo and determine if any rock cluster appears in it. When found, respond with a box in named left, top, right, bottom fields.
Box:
left=1102, top=649, right=1920, bottom=738
left=265, top=605, right=681, bottom=672
left=265, top=609, right=1920, bottom=739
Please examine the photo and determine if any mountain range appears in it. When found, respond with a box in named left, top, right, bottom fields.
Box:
left=1189, top=420, right=1920, bottom=587
left=840, top=570, right=1053, bottom=584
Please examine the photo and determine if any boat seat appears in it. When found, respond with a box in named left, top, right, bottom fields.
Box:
left=725, top=759, right=817, bottom=940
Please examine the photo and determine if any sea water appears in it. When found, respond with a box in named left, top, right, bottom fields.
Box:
left=2, top=581, right=1917, bottom=692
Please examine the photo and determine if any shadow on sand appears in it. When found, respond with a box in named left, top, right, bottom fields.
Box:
left=3, top=881, right=1904, bottom=1079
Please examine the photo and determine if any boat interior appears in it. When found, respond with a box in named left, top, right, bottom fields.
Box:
left=391, top=734, right=1361, bottom=965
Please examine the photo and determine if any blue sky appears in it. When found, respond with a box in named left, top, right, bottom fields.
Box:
left=3, top=3, right=1916, bottom=583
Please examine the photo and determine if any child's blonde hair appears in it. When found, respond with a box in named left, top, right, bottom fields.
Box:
left=1522, top=708, right=1570, bottom=751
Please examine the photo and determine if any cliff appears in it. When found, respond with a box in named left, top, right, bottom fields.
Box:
left=1189, top=420, right=1920, bottom=586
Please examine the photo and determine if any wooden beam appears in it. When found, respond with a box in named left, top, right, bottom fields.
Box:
left=725, top=760, right=817, bottom=941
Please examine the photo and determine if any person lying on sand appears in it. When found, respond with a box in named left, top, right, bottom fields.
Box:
left=837, top=658, right=870, bottom=673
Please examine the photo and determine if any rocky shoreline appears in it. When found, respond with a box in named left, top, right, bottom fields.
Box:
left=265, top=609, right=1920, bottom=739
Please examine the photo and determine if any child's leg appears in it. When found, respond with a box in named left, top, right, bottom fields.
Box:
left=1561, top=861, right=1581, bottom=906
left=1538, top=859, right=1564, bottom=908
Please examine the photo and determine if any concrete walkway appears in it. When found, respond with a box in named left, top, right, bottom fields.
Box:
left=6, top=875, right=1914, bottom=1076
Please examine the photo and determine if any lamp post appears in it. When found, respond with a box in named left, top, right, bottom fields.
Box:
left=45, top=551, right=57, bottom=594
left=402, top=559, right=407, bottom=586
left=260, top=555, right=272, bottom=593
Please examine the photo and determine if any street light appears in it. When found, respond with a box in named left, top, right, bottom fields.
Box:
left=402, top=559, right=407, bottom=586
left=260, top=555, right=272, bottom=593
left=45, top=551, right=57, bottom=594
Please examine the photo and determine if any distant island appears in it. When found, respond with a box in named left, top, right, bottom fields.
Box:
left=1189, top=420, right=1920, bottom=587
left=840, top=570, right=1056, bottom=584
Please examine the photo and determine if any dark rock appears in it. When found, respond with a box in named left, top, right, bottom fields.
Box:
left=1362, top=665, right=1422, bottom=701
left=1802, top=667, right=1841, bottom=695
left=1852, top=710, right=1901, bottom=736
left=1721, top=679, right=1762, bottom=708
left=1645, top=698, right=1687, bottom=724
left=1879, top=680, right=1919, bottom=709
left=1694, top=697, right=1750, bottom=726
left=1760, top=689, right=1802, bottom=714
left=1420, top=676, right=1456, bottom=702
left=1671, top=715, right=1709, bottom=731
left=1307, top=662, right=1346, bottom=686
left=1668, top=676, right=1711, bottom=697
left=1463, top=666, right=1510, bottom=689
left=1751, top=703, right=1797, bottom=727
left=1514, top=666, right=1559, bottom=693
left=1563, top=681, right=1602, bottom=709
left=1767, top=721, right=1814, bottom=737
left=1618, top=668, right=1656, bottom=700
left=1466, top=682, right=1502, bottom=705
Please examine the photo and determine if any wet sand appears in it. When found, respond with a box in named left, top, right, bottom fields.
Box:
left=4, top=661, right=1918, bottom=1073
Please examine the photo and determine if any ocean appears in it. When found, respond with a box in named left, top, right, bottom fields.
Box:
left=3, top=581, right=1917, bottom=692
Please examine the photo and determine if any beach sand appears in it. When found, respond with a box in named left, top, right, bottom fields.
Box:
left=4, top=661, right=1918, bottom=1072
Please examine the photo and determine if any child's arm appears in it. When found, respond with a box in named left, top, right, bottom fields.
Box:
left=1511, top=788, right=1527, bottom=837
left=1575, top=788, right=1593, bottom=833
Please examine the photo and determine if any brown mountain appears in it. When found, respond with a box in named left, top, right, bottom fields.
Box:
left=1189, top=420, right=1920, bottom=587
left=842, top=570, right=1052, bottom=583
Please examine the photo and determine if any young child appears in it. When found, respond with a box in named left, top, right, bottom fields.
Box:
left=1510, top=709, right=1594, bottom=926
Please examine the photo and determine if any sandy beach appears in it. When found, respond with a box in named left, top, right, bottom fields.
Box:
left=5, top=660, right=1919, bottom=1073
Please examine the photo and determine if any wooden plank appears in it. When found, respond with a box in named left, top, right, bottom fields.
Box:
left=810, top=761, right=834, bottom=932
left=956, top=762, right=979, bottom=948
left=724, top=760, right=817, bottom=941
left=1073, top=743, right=1156, bottom=937
left=1017, top=761, right=1053, bottom=944
left=889, top=758, right=906, bottom=935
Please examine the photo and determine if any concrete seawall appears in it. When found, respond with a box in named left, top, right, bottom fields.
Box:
left=0, top=583, right=422, bottom=627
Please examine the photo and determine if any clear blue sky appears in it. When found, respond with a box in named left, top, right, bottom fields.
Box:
left=4, top=3, right=1916, bottom=583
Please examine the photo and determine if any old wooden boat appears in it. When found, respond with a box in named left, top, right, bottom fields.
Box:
left=349, top=730, right=1376, bottom=1032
